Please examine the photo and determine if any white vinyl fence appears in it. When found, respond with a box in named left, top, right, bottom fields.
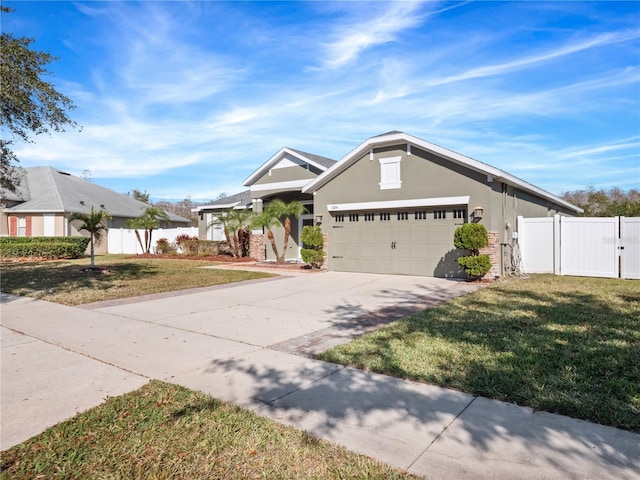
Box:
left=107, top=227, right=199, bottom=254
left=517, top=216, right=639, bottom=279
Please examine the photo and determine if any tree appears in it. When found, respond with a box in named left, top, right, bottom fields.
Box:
left=251, top=210, right=282, bottom=261
left=209, top=208, right=253, bottom=258
left=0, top=7, right=79, bottom=191
left=128, top=189, right=150, bottom=204
left=453, top=223, right=491, bottom=280
left=128, top=207, right=170, bottom=253
left=126, top=217, right=146, bottom=253
left=562, top=187, right=640, bottom=217
left=70, top=207, right=111, bottom=269
left=266, top=199, right=308, bottom=263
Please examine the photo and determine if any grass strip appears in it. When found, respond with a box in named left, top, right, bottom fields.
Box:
left=0, top=381, right=415, bottom=480
left=0, top=256, right=273, bottom=305
left=319, top=274, right=640, bottom=431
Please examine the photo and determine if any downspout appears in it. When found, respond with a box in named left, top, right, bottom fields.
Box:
left=501, top=182, right=509, bottom=276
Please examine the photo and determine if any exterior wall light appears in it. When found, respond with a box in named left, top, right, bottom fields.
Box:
left=314, top=214, right=323, bottom=224
left=473, top=206, right=484, bottom=219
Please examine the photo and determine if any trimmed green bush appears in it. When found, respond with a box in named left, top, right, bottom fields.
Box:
left=300, top=225, right=324, bottom=269
left=458, top=255, right=492, bottom=278
left=453, top=223, right=489, bottom=254
left=1, top=236, right=81, bottom=244
left=0, top=237, right=90, bottom=259
left=453, top=223, right=491, bottom=280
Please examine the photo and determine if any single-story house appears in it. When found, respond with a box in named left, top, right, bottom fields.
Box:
left=194, top=190, right=253, bottom=241
left=1, top=166, right=191, bottom=253
left=194, top=131, right=583, bottom=277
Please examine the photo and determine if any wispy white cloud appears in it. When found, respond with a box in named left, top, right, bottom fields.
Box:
left=8, top=1, right=638, bottom=199
left=425, top=30, right=640, bottom=87
left=316, top=1, right=428, bottom=70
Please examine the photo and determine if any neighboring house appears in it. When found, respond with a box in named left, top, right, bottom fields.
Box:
left=198, top=131, right=583, bottom=277
left=193, top=190, right=253, bottom=241
left=0, top=166, right=191, bottom=253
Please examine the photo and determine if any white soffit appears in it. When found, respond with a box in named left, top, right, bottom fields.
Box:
left=192, top=202, right=241, bottom=212
left=250, top=179, right=310, bottom=192
left=327, top=196, right=470, bottom=212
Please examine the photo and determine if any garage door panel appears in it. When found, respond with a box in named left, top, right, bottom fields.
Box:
left=330, top=209, right=464, bottom=277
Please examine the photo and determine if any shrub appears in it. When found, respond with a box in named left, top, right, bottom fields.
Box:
left=155, top=238, right=176, bottom=254
left=458, top=255, right=492, bottom=278
left=453, top=223, right=489, bottom=255
left=300, top=225, right=324, bottom=269
left=179, top=239, right=199, bottom=255
left=196, top=240, right=222, bottom=256
left=453, top=223, right=491, bottom=280
left=0, top=237, right=90, bottom=260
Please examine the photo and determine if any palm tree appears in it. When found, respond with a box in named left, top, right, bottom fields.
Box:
left=266, top=199, right=307, bottom=263
left=209, top=209, right=254, bottom=258
left=251, top=209, right=281, bottom=261
left=228, top=209, right=254, bottom=257
left=129, top=207, right=170, bottom=253
left=126, top=217, right=145, bottom=253
left=70, top=207, right=111, bottom=269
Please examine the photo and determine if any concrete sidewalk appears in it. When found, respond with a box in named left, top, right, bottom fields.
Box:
left=1, top=273, right=639, bottom=479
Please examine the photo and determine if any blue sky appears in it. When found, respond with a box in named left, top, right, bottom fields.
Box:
left=4, top=1, right=640, bottom=201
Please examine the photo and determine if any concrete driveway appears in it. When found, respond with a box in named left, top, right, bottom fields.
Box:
left=1, top=272, right=475, bottom=449
left=2, top=271, right=639, bottom=480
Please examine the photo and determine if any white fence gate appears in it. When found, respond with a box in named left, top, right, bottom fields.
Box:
left=517, top=216, right=639, bottom=279
left=107, top=227, right=199, bottom=254
left=621, top=217, right=640, bottom=280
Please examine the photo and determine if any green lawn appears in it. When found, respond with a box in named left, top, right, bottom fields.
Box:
left=0, top=255, right=273, bottom=305
left=319, top=274, right=640, bottom=431
left=0, top=381, right=415, bottom=480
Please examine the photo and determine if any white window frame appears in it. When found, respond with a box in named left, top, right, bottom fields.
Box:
left=379, top=156, right=402, bottom=190
left=17, top=217, right=26, bottom=237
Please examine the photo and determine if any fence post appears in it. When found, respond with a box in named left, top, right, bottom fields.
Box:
left=553, top=215, right=561, bottom=275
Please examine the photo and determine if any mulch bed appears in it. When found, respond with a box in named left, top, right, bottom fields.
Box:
left=126, top=254, right=257, bottom=262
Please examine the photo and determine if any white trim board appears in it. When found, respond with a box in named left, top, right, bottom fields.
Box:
left=250, top=179, right=311, bottom=192
left=243, top=148, right=331, bottom=186
left=327, top=196, right=470, bottom=212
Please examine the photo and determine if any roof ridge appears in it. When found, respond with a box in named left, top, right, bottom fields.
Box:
left=43, top=167, right=66, bottom=211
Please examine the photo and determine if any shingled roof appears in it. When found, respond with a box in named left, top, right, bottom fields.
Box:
left=192, top=190, right=252, bottom=212
left=1, top=166, right=190, bottom=223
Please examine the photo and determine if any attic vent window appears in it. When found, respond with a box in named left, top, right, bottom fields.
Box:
left=379, top=156, right=401, bottom=190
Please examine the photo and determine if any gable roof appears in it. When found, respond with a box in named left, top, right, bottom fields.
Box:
left=2, top=166, right=190, bottom=223
left=192, top=190, right=252, bottom=212
left=243, top=147, right=336, bottom=186
left=302, top=131, right=582, bottom=214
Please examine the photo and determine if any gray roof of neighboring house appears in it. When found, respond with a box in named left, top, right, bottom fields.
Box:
left=194, top=190, right=252, bottom=212
left=288, top=148, right=337, bottom=169
left=1, top=166, right=191, bottom=223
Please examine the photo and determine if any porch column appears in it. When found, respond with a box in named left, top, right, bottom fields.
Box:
left=480, top=230, right=501, bottom=278
left=250, top=231, right=266, bottom=262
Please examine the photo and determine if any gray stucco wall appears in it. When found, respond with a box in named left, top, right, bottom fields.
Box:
left=252, top=165, right=319, bottom=186
left=311, top=142, right=577, bottom=275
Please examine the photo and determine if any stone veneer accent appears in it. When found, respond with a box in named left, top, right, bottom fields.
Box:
left=321, top=233, right=329, bottom=270
left=249, top=232, right=266, bottom=262
left=480, top=230, right=501, bottom=278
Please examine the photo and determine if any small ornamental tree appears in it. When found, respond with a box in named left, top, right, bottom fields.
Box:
left=300, top=225, right=324, bottom=269
left=70, top=207, right=111, bottom=269
left=453, top=223, right=491, bottom=280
